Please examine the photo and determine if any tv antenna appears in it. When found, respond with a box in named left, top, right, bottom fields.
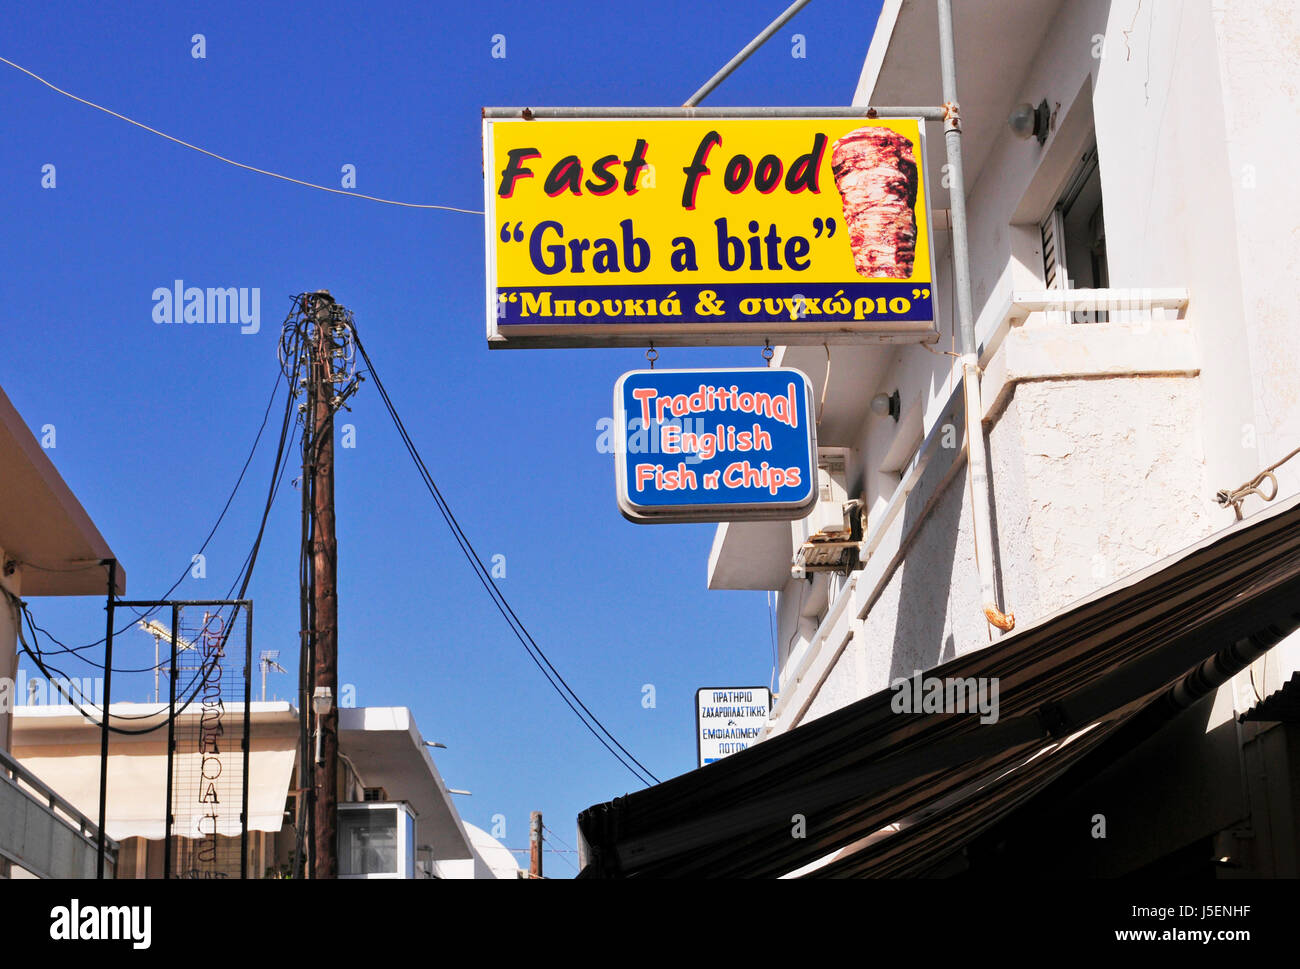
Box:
left=138, top=618, right=197, bottom=703
left=259, top=650, right=289, bottom=702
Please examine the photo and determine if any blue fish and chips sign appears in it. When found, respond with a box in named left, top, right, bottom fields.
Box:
left=614, top=367, right=818, bottom=523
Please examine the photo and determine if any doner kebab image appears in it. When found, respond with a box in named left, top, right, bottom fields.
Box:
left=830, top=126, right=919, bottom=279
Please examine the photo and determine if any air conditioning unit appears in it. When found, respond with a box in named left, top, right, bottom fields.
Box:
left=362, top=787, right=389, bottom=802
left=792, top=448, right=866, bottom=578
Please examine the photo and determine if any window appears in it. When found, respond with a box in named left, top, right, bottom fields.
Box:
left=340, top=807, right=398, bottom=876
left=338, top=802, right=417, bottom=878
left=1041, top=146, right=1108, bottom=321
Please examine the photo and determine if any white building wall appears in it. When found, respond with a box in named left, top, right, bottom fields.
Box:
left=1093, top=0, right=1259, bottom=497
left=744, top=0, right=1300, bottom=872
left=1212, top=0, right=1300, bottom=560
left=771, top=0, right=1300, bottom=720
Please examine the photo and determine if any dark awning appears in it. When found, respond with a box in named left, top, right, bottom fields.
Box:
left=0, top=384, right=124, bottom=595
left=1240, top=671, right=1300, bottom=724
left=577, top=493, right=1300, bottom=878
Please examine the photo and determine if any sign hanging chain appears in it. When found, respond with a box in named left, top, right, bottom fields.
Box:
left=646, top=342, right=658, bottom=371
left=762, top=340, right=774, bottom=367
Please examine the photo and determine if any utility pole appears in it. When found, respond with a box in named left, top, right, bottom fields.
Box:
left=309, top=292, right=341, bottom=880
left=295, top=310, right=315, bottom=879
left=530, top=811, right=543, bottom=880
left=284, top=291, right=361, bottom=878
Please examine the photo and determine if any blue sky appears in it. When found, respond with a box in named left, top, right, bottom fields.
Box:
left=1, top=0, right=881, bottom=875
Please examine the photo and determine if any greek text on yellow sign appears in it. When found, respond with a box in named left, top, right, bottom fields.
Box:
left=483, top=116, right=938, bottom=348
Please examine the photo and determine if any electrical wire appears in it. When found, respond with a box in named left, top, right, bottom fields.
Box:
left=543, top=848, right=581, bottom=875
left=21, top=367, right=286, bottom=666
left=352, top=329, right=661, bottom=787
left=16, top=444, right=289, bottom=731
left=508, top=845, right=581, bottom=875
left=14, top=595, right=219, bottom=732
left=61, top=402, right=294, bottom=727
left=358, top=339, right=659, bottom=786
left=14, top=353, right=300, bottom=733
left=540, top=823, right=577, bottom=854
left=767, top=589, right=778, bottom=694
left=20, top=603, right=227, bottom=724
left=0, top=55, right=483, bottom=214
left=817, top=344, right=831, bottom=423
left=552, top=853, right=581, bottom=874
left=125, top=366, right=287, bottom=611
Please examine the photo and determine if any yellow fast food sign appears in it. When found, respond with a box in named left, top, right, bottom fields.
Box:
left=482, top=115, right=937, bottom=348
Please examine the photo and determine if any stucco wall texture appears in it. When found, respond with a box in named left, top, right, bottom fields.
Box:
left=802, top=373, right=1215, bottom=724
left=1214, top=0, right=1300, bottom=501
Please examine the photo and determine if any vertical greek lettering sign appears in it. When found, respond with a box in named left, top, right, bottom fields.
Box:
left=483, top=115, right=937, bottom=347
left=194, top=615, right=225, bottom=875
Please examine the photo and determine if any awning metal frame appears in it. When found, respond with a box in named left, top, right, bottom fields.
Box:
left=115, top=599, right=253, bottom=880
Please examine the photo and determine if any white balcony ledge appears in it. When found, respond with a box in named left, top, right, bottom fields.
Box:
left=749, top=285, right=1199, bottom=735
left=978, top=287, right=1190, bottom=368
left=978, top=288, right=1195, bottom=424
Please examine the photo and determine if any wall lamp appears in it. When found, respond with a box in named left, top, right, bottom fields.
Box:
left=1009, top=99, right=1051, bottom=144
left=312, top=686, right=333, bottom=765
left=871, top=390, right=901, bottom=422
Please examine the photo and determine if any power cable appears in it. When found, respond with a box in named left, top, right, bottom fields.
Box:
left=19, top=603, right=224, bottom=724
left=539, top=826, right=584, bottom=873
left=23, top=416, right=296, bottom=687
left=356, top=335, right=658, bottom=786
left=15, top=596, right=220, bottom=731
left=0, top=55, right=483, bottom=214
left=14, top=355, right=300, bottom=733
left=352, top=330, right=661, bottom=787
left=508, top=845, right=581, bottom=875
left=22, top=367, right=286, bottom=665
left=540, top=823, right=577, bottom=854
left=767, top=590, right=778, bottom=694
